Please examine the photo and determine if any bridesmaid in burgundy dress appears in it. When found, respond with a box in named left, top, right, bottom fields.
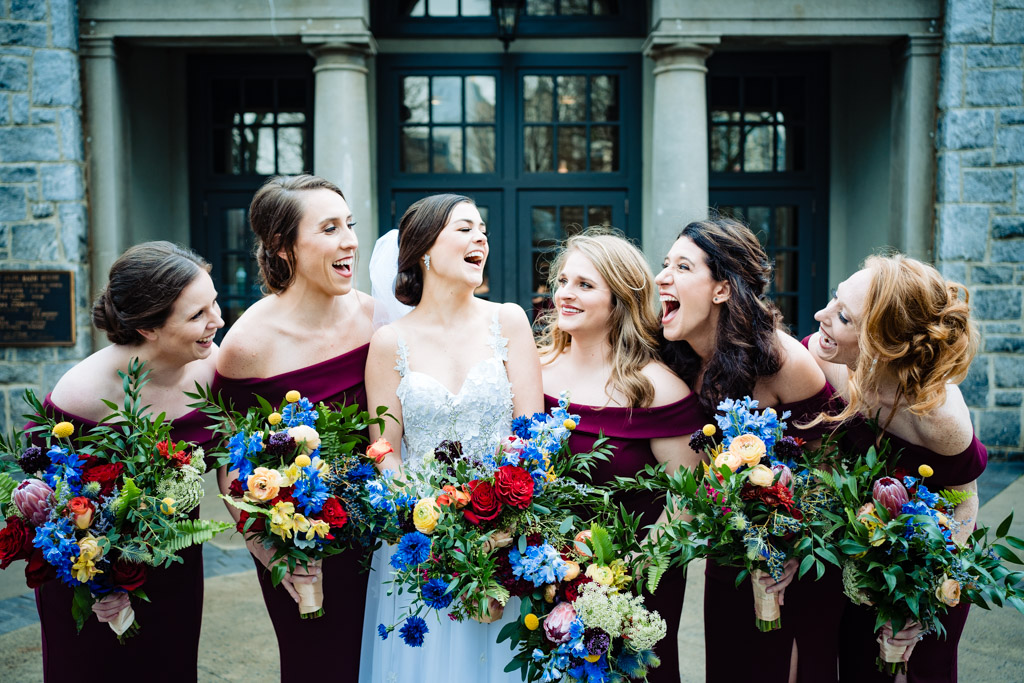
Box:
left=655, top=215, right=839, bottom=683
left=805, top=254, right=983, bottom=683
left=213, top=175, right=375, bottom=682
left=537, top=230, right=702, bottom=683
left=37, top=241, right=224, bottom=681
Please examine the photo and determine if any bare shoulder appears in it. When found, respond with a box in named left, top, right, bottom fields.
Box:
left=353, top=289, right=376, bottom=323
left=49, top=348, right=124, bottom=419
left=767, top=330, right=826, bottom=404
left=496, top=301, right=532, bottom=336
left=216, top=298, right=281, bottom=378
left=368, top=323, right=401, bottom=358
left=641, top=361, right=691, bottom=407
left=914, top=384, right=975, bottom=455
left=186, top=351, right=219, bottom=390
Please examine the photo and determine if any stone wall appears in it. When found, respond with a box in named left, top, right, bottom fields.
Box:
left=936, top=0, right=1024, bottom=457
left=0, top=0, right=89, bottom=434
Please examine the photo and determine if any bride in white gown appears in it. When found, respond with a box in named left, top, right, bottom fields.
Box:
left=360, top=194, right=543, bottom=682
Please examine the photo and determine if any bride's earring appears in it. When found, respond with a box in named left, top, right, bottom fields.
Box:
left=423, top=254, right=431, bottom=271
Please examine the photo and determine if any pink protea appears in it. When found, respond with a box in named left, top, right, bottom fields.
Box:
left=872, top=477, right=909, bottom=518
left=11, top=478, right=54, bottom=526
left=543, top=601, right=577, bottom=644
left=772, top=464, right=793, bottom=488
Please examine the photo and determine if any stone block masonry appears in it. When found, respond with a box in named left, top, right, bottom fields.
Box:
left=937, top=0, right=1024, bottom=457
left=0, top=1, right=90, bottom=435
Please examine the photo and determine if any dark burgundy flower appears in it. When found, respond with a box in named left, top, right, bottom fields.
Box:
left=0, top=517, right=33, bottom=569
left=17, top=446, right=50, bottom=474
left=689, top=430, right=715, bottom=453
left=25, top=548, right=55, bottom=588
left=584, top=627, right=611, bottom=655
left=434, top=440, right=463, bottom=465
left=110, top=558, right=148, bottom=591
left=265, top=431, right=296, bottom=457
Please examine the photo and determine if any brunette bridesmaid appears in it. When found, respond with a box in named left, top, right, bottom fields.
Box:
left=538, top=229, right=702, bottom=683
left=38, top=241, right=224, bottom=681
left=805, top=254, right=984, bottom=683
left=655, top=215, right=838, bottom=683
left=213, top=175, right=375, bottom=682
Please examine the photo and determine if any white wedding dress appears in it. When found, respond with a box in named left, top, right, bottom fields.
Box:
left=359, top=310, right=520, bottom=683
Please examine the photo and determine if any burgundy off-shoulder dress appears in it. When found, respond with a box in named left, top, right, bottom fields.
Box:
left=35, top=395, right=216, bottom=683
left=702, top=384, right=847, bottom=683
left=211, top=344, right=370, bottom=683
left=544, top=392, right=705, bottom=683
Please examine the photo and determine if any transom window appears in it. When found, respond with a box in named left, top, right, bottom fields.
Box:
left=400, top=74, right=497, bottom=173
left=709, top=75, right=806, bottom=174
left=523, top=74, right=619, bottom=173
left=525, top=0, right=621, bottom=14
left=400, top=0, right=622, bottom=17
left=403, top=0, right=492, bottom=16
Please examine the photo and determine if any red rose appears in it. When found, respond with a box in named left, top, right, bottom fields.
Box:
left=237, top=510, right=266, bottom=535
left=228, top=478, right=245, bottom=498
left=110, top=557, right=149, bottom=591
left=81, top=461, right=125, bottom=497
left=25, top=548, right=55, bottom=588
left=561, top=574, right=593, bottom=603
left=0, top=517, right=33, bottom=569
left=320, top=498, right=349, bottom=528
left=493, top=465, right=534, bottom=510
left=462, top=480, right=502, bottom=526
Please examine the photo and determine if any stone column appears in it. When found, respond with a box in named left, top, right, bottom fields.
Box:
left=889, top=33, right=943, bottom=261
left=80, top=35, right=128, bottom=346
left=643, top=36, right=718, bottom=257
left=308, top=40, right=377, bottom=292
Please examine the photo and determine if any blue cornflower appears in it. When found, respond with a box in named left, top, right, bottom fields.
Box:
left=511, top=415, right=533, bottom=440
left=390, top=532, right=431, bottom=570
left=346, top=463, right=376, bottom=483
left=281, top=398, right=318, bottom=427
left=293, top=466, right=329, bottom=515
left=377, top=624, right=389, bottom=640
left=509, top=542, right=568, bottom=587
left=399, top=615, right=428, bottom=647
left=421, top=578, right=455, bottom=610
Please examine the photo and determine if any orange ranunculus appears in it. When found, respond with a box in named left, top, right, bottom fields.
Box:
left=728, top=433, right=767, bottom=467
left=936, top=577, right=961, bottom=607
left=442, top=484, right=470, bottom=509
left=713, top=450, right=742, bottom=473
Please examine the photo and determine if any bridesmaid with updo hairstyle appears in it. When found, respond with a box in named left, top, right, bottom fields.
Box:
left=537, top=228, right=703, bottom=683
left=806, top=254, right=984, bottom=683
left=655, top=215, right=839, bottom=683
left=39, top=241, right=224, bottom=681
left=213, top=174, right=375, bottom=682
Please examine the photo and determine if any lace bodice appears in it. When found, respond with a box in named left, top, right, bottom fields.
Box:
left=394, top=310, right=514, bottom=466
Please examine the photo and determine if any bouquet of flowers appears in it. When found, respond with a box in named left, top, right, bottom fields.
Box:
left=0, top=360, right=232, bottom=640
left=368, top=395, right=610, bottom=648
left=817, top=444, right=1024, bottom=674
left=194, top=387, right=387, bottom=618
left=499, top=523, right=667, bottom=682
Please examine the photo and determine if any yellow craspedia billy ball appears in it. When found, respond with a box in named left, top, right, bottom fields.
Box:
left=52, top=421, right=74, bottom=439
left=524, top=613, right=540, bottom=630
left=563, top=419, right=577, bottom=431
left=285, top=390, right=301, bottom=403
left=268, top=412, right=283, bottom=426
left=702, top=424, right=716, bottom=437
left=294, top=454, right=312, bottom=468
left=584, top=654, right=602, bottom=663
left=918, top=464, right=934, bottom=478
left=160, top=497, right=176, bottom=515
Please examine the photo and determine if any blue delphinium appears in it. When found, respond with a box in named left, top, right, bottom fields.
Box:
left=293, top=465, right=329, bottom=515
left=714, top=396, right=790, bottom=450
left=227, top=431, right=261, bottom=487
left=43, top=446, right=86, bottom=493
left=366, top=470, right=397, bottom=513
left=398, top=615, right=428, bottom=647
left=33, top=517, right=79, bottom=584
left=390, top=531, right=432, bottom=570
left=282, top=398, right=318, bottom=427
left=421, top=577, right=455, bottom=610
left=509, top=542, right=569, bottom=587
left=346, top=463, right=376, bottom=483
left=377, top=624, right=389, bottom=640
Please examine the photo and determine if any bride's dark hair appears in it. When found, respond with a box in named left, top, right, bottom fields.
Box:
left=395, top=193, right=474, bottom=306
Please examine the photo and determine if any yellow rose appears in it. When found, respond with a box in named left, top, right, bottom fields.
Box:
left=727, top=433, right=767, bottom=467
left=77, top=535, right=104, bottom=562
left=702, top=423, right=716, bottom=437
left=245, top=467, right=283, bottom=502
left=713, top=450, right=742, bottom=473
left=747, top=464, right=774, bottom=487
left=524, top=613, right=540, bottom=630
left=936, top=577, right=961, bottom=607
left=268, top=412, right=283, bottom=426
left=52, top=421, right=74, bottom=439
left=413, top=497, right=442, bottom=534
left=287, top=425, right=321, bottom=455
left=918, top=464, right=934, bottom=478
left=285, top=390, right=301, bottom=403
left=294, top=454, right=311, bottom=468
left=585, top=564, right=615, bottom=586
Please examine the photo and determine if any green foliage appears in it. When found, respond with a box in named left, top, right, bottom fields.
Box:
left=0, top=471, right=17, bottom=511
left=157, top=518, right=234, bottom=554
left=938, top=488, right=974, bottom=508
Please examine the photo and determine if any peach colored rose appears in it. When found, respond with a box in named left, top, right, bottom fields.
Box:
left=936, top=577, right=961, bottom=607
left=366, top=438, right=394, bottom=464
left=728, top=434, right=767, bottom=467
left=747, top=464, right=774, bottom=487
left=287, top=425, right=321, bottom=455
left=574, top=530, right=593, bottom=554
left=245, top=467, right=283, bottom=502
left=713, top=450, right=742, bottom=473
left=562, top=560, right=581, bottom=581
left=68, top=497, right=94, bottom=530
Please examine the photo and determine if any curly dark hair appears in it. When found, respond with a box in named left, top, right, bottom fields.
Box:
left=660, top=214, right=784, bottom=416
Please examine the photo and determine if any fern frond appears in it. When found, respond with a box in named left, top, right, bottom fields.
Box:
left=115, top=478, right=143, bottom=526
left=938, top=488, right=975, bottom=508
left=811, top=468, right=840, bottom=493
left=0, top=472, right=17, bottom=508
left=646, top=552, right=669, bottom=593
left=158, top=519, right=234, bottom=553
left=116, top=543, right=154, bottom=565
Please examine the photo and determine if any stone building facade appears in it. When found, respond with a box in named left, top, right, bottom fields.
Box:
left=0, top=0, right=1021, bottom=456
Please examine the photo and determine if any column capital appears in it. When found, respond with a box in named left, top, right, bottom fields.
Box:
left=304, top=33, right=377, bottom=56
left=308, top=37, right=377, bottom=75
left=79, top=35, right=119, bottom=60
left=894, top=33, right=944, bottom=63
left=642, top=33, right=719, bottom=74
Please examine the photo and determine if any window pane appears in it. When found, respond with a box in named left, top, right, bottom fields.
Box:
left=556, top=75, right=586, bottom=121
left=466, top=75, right=496, bottom=123
left=431, top=76, right=462, bottom=123
left=277, top=127, right=305, bottom=174
left=527, top=0, right=557, bottom=15
left=278, top=78, right=306, bottom=111
left=532, top=206, right=559, bottom=247
left=402, top=76, right=429, bottom=123
left=462, top=0, right=491, bottom=15
left=775, top=295, right=797, bottom=327
left=401, top=127, right=429, bottom=172
left=432, top=126, right=463, bottom=172
left=590, top=75, right=618, bottom=121
left=746, top=206, right=771, bottom=245
left=225, top=253, right=257, bottom=299
left=466, top=126, right=495, bottom=173
left=710, top=126, right=741, bottom=172
left=711, top=110, right=741, bottom=123
left=590, top=126, right=619, bottom=172
left=777, top=76, right=805, bottom=121
left=587, top=205, right=613, bottom=228
left=557, top=127, right=587, bottom=172
left=430, top=0, right=458, bottom=16
left=780, top=125, right=804, bottom=172
left=407, top=0, right=426, bottom=16
left=775, top=206, right=797, bottom=247
left=255, top=128, right=275, bottom=175
left=224, top=208, right=249, bottom=252
left=743, top=125, right=773, bottom=172
left=710, top=76, right=740, bottom=108
left=560, top=205, right=584, bottom=233
left=524, top=76, right=554, bottom=122
left=593, top=0, right=619, bottom=14
left=277, top=112, right=305, bottom=124
left=211, top=80, right=240, bottom=124
left=561, top=0, right=589, bottom=14
left=774, top=251, right=798, bottom=292
left=776, top=125, right=788, bottom=171
left=524, top=126, right=553, bottom=172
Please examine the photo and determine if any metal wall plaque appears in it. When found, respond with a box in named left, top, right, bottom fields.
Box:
left=0, top=270, right=76, bottom=346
